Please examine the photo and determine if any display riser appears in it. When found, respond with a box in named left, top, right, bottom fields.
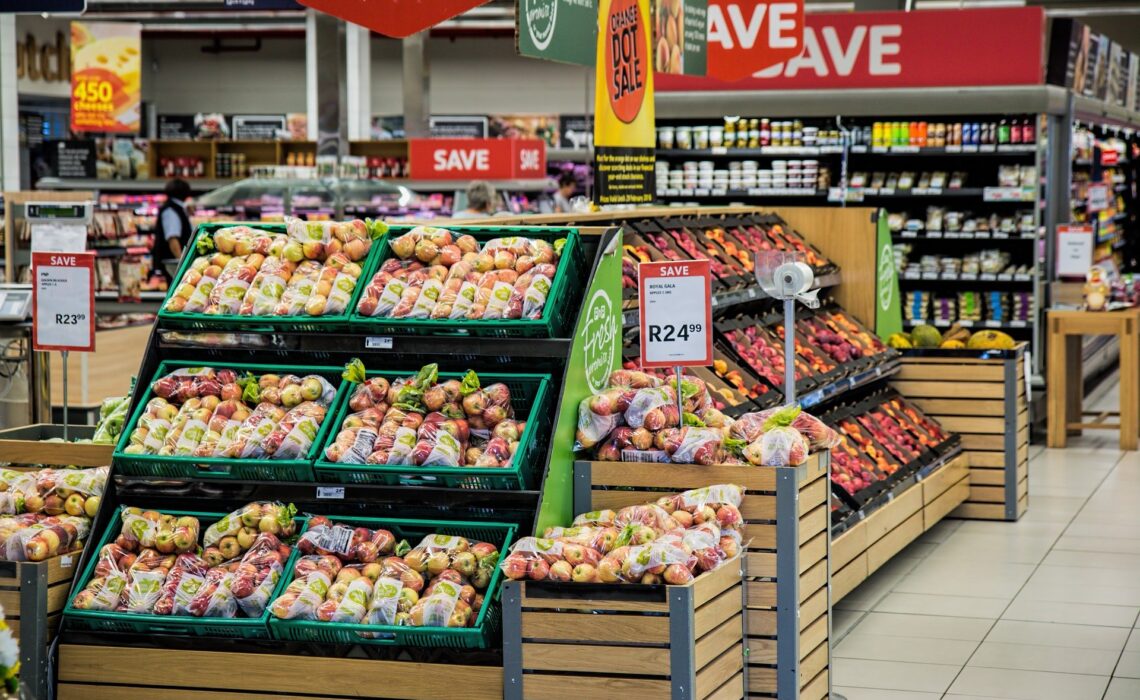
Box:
left=56, top=644, right=503, bottom=699
left=502, top=559, right=744, bottom=700
left=0, top=424, right=111, bottom=467
left=1, top=557, right=76, bottom=700
left=832, top=453, right=970, bottom=603
left=892, top=348, right=1029, bottom=521
left=574, top=454, right=829, bottom=700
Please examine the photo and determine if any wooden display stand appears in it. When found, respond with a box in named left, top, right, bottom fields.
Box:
left=1047, top=308, right=1140, bottom=450
left=892, top=347, right=1029, bottom=521
left=573, top=453, right=829, bottom=700
left=0, top=424, right=111, bottom=467
left=502, top=558, right=743, bottom=700
left=1, top=554, right=78, bottom=699
left=57, top=646, right=503, bottom=699
left=832, top=453, right=969, bottom=603
left=49, top=324, right=151, bottom=415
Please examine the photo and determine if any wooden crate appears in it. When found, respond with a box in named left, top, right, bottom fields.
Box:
left=0, top=556, right=79, bottom=700
left=892, top=345, right=1029, bottom=521
left=502, top=557, right=744, bottom=700
left=57, top=644, right=504, bottom=699
left=573, top=452, right=830, bottom=700
left=0, top=424, right=112, bottom=467
left=832, top=453, right=970, bottom=603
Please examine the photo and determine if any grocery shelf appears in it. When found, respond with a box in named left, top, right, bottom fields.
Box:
left=656, top=187, right=825, bottom=199
left=849, top=143, right=1038, bottom=156
left=904, top=318, right=1030, bottom=330
left=899, top=272, right=1034, bottom=283
left=38, top=178, right=235, bottom=192
left=799, top=358, right=901, bottom=410
left=656, top=146, right=845, bottom=158
left=895, top=230, right=1036, bottom=241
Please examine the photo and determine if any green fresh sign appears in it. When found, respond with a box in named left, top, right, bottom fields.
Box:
left=874, top=209, right=902, bottom=338
left=536, top=228, right=622, bottom=534
left=516, top=0, right=598, bottom=67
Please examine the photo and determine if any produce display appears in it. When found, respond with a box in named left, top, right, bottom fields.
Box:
left=161, top=218, right=385, bottom=318
left=121, top=365, right=338, bottom=461
left=323, top=362, right=526, bottom=469
left=355, top=227, right=566, bottom=321
left=722, top=322, right=813, bottom=390
left=71, top=503, right=296, bottom=619
left=0, top=466, right=107, bottom=562
left=501, top=484, right=744, bottom=585
left=576, top=370, right=837, bottom=466
left=269, top=518, right=501, bottom=630
left=93, top=396, right=131, bottom=445
left=0, top=514, right=89, bottom=562
left=888, top=324, right=1017, bottom=350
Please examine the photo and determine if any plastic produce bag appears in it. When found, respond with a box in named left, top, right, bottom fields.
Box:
left=296, top=516, right=397, bottom=563
left=499, top=537, right=564, bottom=581
left=362, top=576, right=405, bottom=627
left=260, top=401, right=327, bottom=460
left=408, top=581, right=471, bottom=628
left=269, top=571, right=331, bottom=620
left=744, top=426, right=809, bottom=466
left=153, top=553, right=209, bottom=615
left=316, top=576, right=373, bottom=622
left=668, top=427, right=726, bottom=465
left=574, top=389, right=630, bottom=450
left=8, top=515, right=88, bottom=561
left=203, top=502, right=297, bottom=548
left=233, top=533, right=290, bottom=616
left=188, top=567, right=239, bottom=618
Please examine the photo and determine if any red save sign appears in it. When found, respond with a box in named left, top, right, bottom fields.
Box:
left=638, top=260, right=713, bottom=368
left=408, top=139, right=546, bottom=180
left=707, top=1, right=804, bottom=82
left=297, top=0, right=487, bottom=38
left=31, top=252, right=95, bottom=353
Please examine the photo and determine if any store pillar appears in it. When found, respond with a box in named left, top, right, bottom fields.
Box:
left=402, top=31, right=430, bottom=138
left=346, top=22, right=371, bottom=141
left=0, top=15, right=19, bottom=190
left=306, top=9, right=348, bottom=157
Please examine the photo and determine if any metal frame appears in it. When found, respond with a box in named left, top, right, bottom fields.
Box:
left=668, top=586, right=698, bottom=700
left=774, top=466, right=802, bottom=700
left=501, top=582, right=523, bottom=700
left=1003, top=352, right=1022, bottom=521
left=0, top=559, right=53, bottom=700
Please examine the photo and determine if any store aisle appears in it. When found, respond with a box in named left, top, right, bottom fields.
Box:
left=831, top=389, right=1140, bottom=699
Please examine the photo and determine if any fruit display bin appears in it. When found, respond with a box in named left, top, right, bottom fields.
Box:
left=349, top=226, right=585, bottom=338
left=156, top=222, right=375, bottom=333
left=312, top=370, right=553, bottom=489
left=502, top=556, right=744, bottom=700
left=893, top=343, right=1029, bottom=521
left=62, top=507, right=304, bottom=639
left=112, top=361, right=348, bottom=481
left=0, top=424, right=111, bottom=467
left=1, top=555, right=79, bottom=700
left=572, top=455, right=831, bottom=700
left=268, top=516, right=516, bottom=649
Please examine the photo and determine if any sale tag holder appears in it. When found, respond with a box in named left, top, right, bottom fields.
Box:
left=31, top=252, right=96, bottom=439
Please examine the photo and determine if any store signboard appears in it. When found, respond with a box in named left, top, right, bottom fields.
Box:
left=657, top=7, right=1044, bottom=91
left=559, top=114, right=593, bottom=149
left=0, top=0, right=85, bottom=12
left=232, top=115, right=287, bottom=140
left=297, top=0, right=486, bottom=38
left=430, top=116, right=489, bottom=138
left=1087, top=183, right=1109, bottom=213
left=874, top=213, right=902, bottom=338
left=70, top=22, right=142, bottom=134
left=541, top=228, right=623, bottom=533
left=593, top=0, right=656, bottom=205
left=638, top=260, right=713, bottom=368
left=52, top=140, right=96, bottom=178
left=1056, top=224, right=1094, bottom=278
left=32, top=252, right=95, bottom=353
left=706, top=0, right=803, bottom=82
left=516, top=0, right=598, bottom=67
left=653, top=0, right=708, bottom=76
left=158, top=115, right=196, bottom=140
left=407, top=138, right=546, bottom=180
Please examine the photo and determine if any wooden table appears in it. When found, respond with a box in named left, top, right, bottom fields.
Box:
left=1047, top=308, right=1139, bottom=450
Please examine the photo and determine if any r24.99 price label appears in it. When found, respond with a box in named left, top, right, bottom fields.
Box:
left=645, top=323, right=703, bottom=343
left=638, top=261, right=713, bottom=369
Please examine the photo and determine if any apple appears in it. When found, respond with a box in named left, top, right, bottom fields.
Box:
left=548, top=560, right=573, bottom=582
left=300, top=377, right=323, bottom=402
left=301, top=240, right=325, bottom=260
left=218, top=536, right=241, bottom=560
left=282, top=241, right=304, bottom=263
left=640, top=573, right=662, bottom=585
left=571, top=563, right=597, bottom=583
left=528, top=559, right=550, bottom=581
left=426, top=551, right=450, bottom=577
left=43, top=494, right=65, bottom=516
left=155, top=531, right=176, bottom=554
left=451, top=552, right=477, bottom=578
left=25, top=540, right=48, bottom=562
left=671, top=510, right=693, bottom=529
left=64, top=494, right=86, bottom=517
left=562, top=543, right=586, bottom=566
left=236, top=527, right=257, bottom=550
left=663, top=563, right=693, bottom=585
left=337, top=568, right=362, bottom=583
left=258, top=515, right=281, bottom=535
left=281, top=385, right=303, bottom=408
left=361, top=563, right=382, bottom=582
left=172, top=529, right=196, bottom=552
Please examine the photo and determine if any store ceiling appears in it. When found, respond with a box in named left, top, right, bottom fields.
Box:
left=75, top=0, right=1140, bottom=53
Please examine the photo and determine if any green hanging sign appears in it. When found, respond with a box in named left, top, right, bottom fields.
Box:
left=516, top=0, right=599, bottom=67
left=536, top=228, right=623, bottom=534
left=874, top=209, right=902, bottom=339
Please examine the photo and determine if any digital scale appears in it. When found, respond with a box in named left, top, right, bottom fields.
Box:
left=25, top=201, right=93, bottom=253
left=0, top=285, right=32, bottom=322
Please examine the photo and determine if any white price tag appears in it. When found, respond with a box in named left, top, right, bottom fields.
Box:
left=316, top=486, right=345, bottom=499
left=32, top=252, right=95, bottom=352
left=638, top=261, right=712, bottom=368
left=365, top=337, right=393, bottom=349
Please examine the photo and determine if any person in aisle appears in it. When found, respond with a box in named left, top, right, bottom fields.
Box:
left=552, top=172, right=578, bottom=213
left=452, top=180, right=497, bottom=219
left=151, top=178, right=193, bottom=280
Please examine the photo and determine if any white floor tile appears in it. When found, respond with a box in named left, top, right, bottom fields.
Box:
left=874, top=591, right=1010, bottom=619
left=947, top=667, right=1109, bottom=700
left=1115, top=650, right=1140, bottom=678
left=967, top=640, right=1119, bottom=675
left=851, top=611, right=993, bottom=641
left=834, top=631, right=979, bottom=665
left=984, top=620, right=1130, bottom=651
left=1105, top=676, right=1140, bottom=699
left=1002, top=597, right=1137, bottom=627
left=831, top=687, right=941, bottom=700
left=831, top=658, right=960, bottom=694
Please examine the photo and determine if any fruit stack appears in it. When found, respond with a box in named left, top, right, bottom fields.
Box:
left=270, top=518, right=501, bottom=630
left=70, top=502, right=297, bottom=619
left=500, top=484, right=744, bottom=585
left=356, top=227, right=566, bottom=321
left=0, top=466, right=108, bottom=562
left=322, top=362, right=527, bottom=469
left=122, top=366, right=338, bottom=462
left=721, top=322, right=814, bottom=392
left=162, top=217, right=384, bottom=318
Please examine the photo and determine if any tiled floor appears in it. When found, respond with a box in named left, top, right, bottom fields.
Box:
left=831, top=383, right=1140, bottom=699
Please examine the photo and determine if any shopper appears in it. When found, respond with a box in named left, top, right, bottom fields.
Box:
left=452, top=180, right=497, bottom=219
left=152, top=178, right=193, bottom=280
left=552, top=172, right=577, bottom=213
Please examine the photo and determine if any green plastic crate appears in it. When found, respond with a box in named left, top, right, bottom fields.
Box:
left=268, top=516, right=516, bottom=649
left=112, top=361, right=348, bottom=481
left=63, top=507, right=304, bottom=639
left=349, top=225, right=584, bottom=338
left=312, top=369, right=552, bottom=489
left=156, top=221, right=379, bottom=333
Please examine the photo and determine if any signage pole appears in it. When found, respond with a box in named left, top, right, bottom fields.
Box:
left=61, top=350, right=69, bottom=441
left=674, top=365, right=684, bottom=421
left=784, top=298, right=796, bottom=404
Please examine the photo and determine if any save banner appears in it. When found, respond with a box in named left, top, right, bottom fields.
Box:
left=70, top=22, right=142, bottom=134
left=706, top=0, right=803, bottom=81
left=407, top=139, right=547, bottom=180
left=593, top=0, right=656, bottom=205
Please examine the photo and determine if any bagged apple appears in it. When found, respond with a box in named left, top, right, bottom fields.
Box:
left=404, top=534, right=497, bottom=581
left=407, top=580, right=472, bottom=628
left=233, top=533, right=291, bottom=616
left=221, top=402, right=286, bottom=459
left=124, top=397, right=179, bottom=455
left=316, top=575, right=373, bottom=622
left=270, top=570, right=332, bottom=620
left=150, top=367, right=232, bottom=403
left=361, top=576, right=408, bottom=629
left=297, top=516, right=397, bottom=564
left=574, top=389, right=630, bottom=450
left=620, top=540, right=697, bottom=584
left=499, top=537, right=564, bottom=581
left=570, top=509, right=617, bottom=528
left=667, top=427, right=728, bottom=465
left=614, top=504, right=681, bottom=534
left=187, top=566, right=239, bottom=618
left=11, top=515, right=88, bottom=562
left=124, top=551, right=173, bottom=613
left=203, top=502, right=297, bottom=548
left=71, top=553, right=129, bottom=612
left=260, top=401, right=328, bottom=460
left=656, top=484, right=746, bottom=532
left=542, top=525, right=620, bottom=554
left=153, top=552, right=210, bottom=615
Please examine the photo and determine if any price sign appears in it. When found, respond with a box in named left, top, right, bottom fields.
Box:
left=32, top=252, right=95, bottom=353
left=638, top=260, right=713, bottom=368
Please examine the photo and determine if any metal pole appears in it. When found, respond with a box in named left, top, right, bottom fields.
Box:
left=783, top=299, right=796, bottom=404
left=674, top=365, right=684, bottom=421
left=61, top=349, right=68, bottom=440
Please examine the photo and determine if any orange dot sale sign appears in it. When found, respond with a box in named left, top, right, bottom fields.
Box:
left=69, top=22, right=141, bottom=134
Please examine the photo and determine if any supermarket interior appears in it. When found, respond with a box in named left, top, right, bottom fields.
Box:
left=0, top=1, right=1140, bottom=699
